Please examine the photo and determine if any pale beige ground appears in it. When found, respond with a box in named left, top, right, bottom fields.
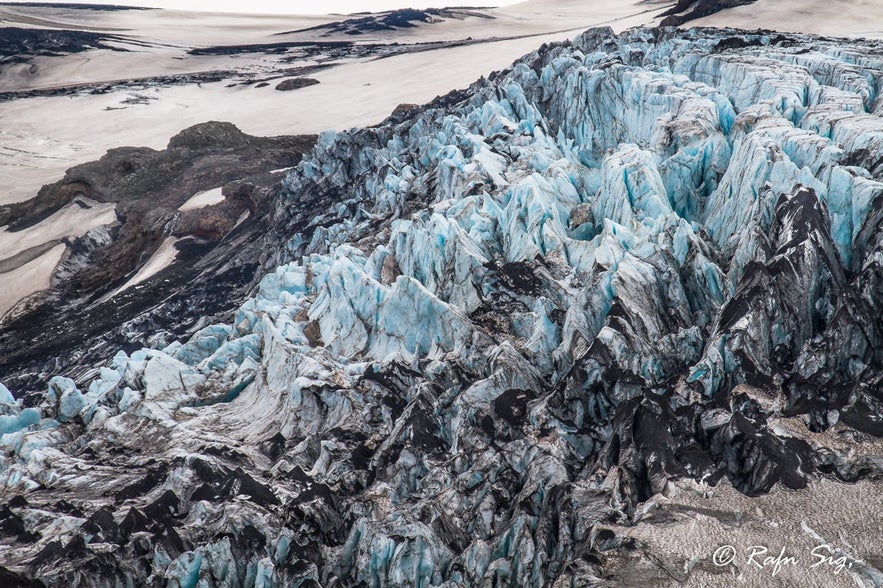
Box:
left=688, top=0, right=883, bottom=38
left=0, top=243, right=66, bottom=319
left=606, top=477, right=883, bottom=587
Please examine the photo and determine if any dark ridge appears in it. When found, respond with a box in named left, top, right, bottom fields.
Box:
left=711, top=34, right=795, bottom=52
left=658, top=0, right=759, bottom=27
left=0, top=565, right=44, bottom=588
left=279, top=7, right=494, bottom=37
left=188, top=40, right=352, bottom=57
left=0, top=27, right=130, bottom=62
left=0, top=70, right=237, bottom=103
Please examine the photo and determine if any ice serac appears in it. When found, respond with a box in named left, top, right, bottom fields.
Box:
left=1, top=26, right=883, bottom=587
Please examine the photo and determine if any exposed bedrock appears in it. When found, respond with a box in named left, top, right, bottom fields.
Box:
left=0, top=122, right=316, bottom=393
left=658, top=0, right=759, bottom=27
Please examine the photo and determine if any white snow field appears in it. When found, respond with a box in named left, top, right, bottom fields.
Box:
left=0, top=199, right=116, bottom=318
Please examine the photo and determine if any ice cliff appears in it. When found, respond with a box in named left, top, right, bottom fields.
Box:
left=1, top=26, right=883, bottom=587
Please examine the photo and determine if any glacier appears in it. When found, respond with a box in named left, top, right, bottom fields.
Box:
left=1, top=26, right=883, bottom=587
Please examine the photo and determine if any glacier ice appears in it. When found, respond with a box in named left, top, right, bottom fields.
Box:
left=1, top=25, right=883, bottom=587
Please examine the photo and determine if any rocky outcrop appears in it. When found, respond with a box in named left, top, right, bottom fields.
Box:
left=658, top=0, right=759, bottom=27
left=275, top=78, right=319, bottom=91
left=0, top=122, right=316, bottom=394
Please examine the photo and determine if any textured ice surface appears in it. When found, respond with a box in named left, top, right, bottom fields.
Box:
left=1, top=26, right=883, bottom=587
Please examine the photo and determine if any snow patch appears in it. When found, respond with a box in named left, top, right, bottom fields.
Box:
left=178, top=187, right=225, bottom=211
